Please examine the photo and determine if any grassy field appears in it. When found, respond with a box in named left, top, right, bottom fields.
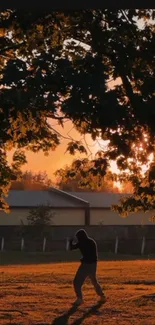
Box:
left=0, top=255, right=155, bottom=324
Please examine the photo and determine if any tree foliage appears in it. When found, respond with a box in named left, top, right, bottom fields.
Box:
left=27, top=204, right=53, bottom=226
left=26, top=203, right=54, bottom=238
left=112, top=162, right=155, bottom=217
left=56, top=157, right=117, bottom=192
left=55, top=156, right=134, bottom=193
left=11, top=170, right=53, bottom=190
left=0, top=9, right=155, bottom=213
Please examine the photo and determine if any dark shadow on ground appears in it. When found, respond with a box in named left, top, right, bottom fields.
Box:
left=72, top=306, right=123, bottom=325
left=51, top=304, right=78, bottom=325
left=71, top=301, right=103, bottom=325
left=51, top=301, right=104, bottom=325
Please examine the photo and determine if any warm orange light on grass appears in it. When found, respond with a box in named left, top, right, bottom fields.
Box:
left=0, top=260, right=155, bottom=324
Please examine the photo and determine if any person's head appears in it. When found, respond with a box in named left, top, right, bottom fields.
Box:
left=75, top=229, right=88, bottom=243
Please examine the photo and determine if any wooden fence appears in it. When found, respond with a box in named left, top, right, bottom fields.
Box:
left=1, top=236, right=155, bottom=255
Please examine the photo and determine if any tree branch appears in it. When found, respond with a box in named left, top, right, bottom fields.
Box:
left=48, top=124, right=74, bottom=141
left=46, top=113, right=67, bottom=120
left=0, top=41, right=26, bottom=55
left=120, top=71, right=135, bottom=107
left=120, top=10, right=132, bottom=25
left=83, top=134, right=93, bottom=158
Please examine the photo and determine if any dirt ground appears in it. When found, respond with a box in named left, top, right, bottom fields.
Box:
left=0, top=260, right=155, bottom=325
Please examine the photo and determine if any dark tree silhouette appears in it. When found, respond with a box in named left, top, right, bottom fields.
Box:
left=0, top=10, right=155, bottom=215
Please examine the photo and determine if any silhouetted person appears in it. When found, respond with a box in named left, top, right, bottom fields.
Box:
left=68, top=229, right=106, bottom=306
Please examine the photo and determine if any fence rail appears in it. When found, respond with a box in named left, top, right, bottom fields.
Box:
left=1, top=235, right=155, bottom=255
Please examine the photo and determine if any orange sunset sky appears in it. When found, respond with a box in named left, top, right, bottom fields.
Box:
left=7, top=120, right=118, bottom=181
left=7, top=79, right=121, bottom=181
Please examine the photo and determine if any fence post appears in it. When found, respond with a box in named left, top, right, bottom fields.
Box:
left=21, top=237, right=24, bottom=251
left=43, top=237, right=46, bottom=252
left=66, top=237, right=70, bottom=251
left=115, top=236, right=118, bottom=254
left=141, top=236, right=145, bottom=255
left=1, top=237, right=4, bottom=252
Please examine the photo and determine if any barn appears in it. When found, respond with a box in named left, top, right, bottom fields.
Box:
left=0, top=189, right=153, bottom=226
left=0, top=188, right=89, bottom=226
left=68, top=192, right=154, bottom=226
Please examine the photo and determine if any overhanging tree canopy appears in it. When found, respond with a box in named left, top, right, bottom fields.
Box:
left=0, top=9, right=155, bottom=213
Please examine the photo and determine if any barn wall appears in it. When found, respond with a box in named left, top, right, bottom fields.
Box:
left=0, top=209, right=30, bottom=225
left=0, top=208, right=85, bottom=226
left=51, top=208, right=85, bottom=225
left=90, top=209, right=154, bottom=225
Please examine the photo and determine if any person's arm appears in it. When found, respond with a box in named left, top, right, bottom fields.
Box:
left=69, top=238, right=79, bottom=250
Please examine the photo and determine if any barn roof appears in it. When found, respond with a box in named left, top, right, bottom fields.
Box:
left=5, top=189, right=128, bottom=208
left=66, top=192, right=128, bottom=208
left=5, top=188, right=89, bottom=208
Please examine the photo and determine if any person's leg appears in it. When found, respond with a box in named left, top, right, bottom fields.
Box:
left=89, top=264, right=106, bottom=301
left=73, top=263, right=88, bottom=303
